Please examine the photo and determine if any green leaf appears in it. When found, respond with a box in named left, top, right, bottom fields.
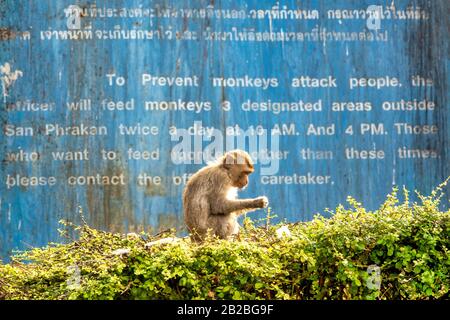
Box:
left=255, top=283, right=264, bottom=290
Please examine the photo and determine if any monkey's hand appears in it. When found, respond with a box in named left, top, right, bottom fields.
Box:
left=254, top=196, right=269, bottom=208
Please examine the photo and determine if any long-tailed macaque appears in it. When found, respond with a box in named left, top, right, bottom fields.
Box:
left=183, top=150, right=268, bottom=241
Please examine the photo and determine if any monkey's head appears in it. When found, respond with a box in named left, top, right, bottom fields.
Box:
left=221, top=150, right=255, bottom=189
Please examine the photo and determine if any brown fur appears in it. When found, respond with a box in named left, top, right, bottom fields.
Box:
left=183, top=150, right=268, bottom=241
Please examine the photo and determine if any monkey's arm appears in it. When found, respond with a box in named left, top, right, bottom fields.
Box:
left=210, top=197, right=268, bottom=216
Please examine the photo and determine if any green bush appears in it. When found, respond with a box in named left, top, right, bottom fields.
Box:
left=1, top=182, right=449, bottom=300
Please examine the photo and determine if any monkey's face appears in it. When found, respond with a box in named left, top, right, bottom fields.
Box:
left=228, top=164, right=254, bottom=189
left=222, top=150, right=255, bottom=189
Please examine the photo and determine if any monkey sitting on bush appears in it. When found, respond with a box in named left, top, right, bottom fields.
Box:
left=183, top=150, right=269, bottom=241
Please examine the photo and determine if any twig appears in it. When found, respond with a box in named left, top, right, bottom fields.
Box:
left=121, top=281, right=133, bottom=295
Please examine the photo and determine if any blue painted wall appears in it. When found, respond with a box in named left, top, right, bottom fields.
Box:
left=0, top=0, right=448, bottom=261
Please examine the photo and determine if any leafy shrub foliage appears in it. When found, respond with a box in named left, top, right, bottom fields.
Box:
left=1, top=183, right=449, bottom=300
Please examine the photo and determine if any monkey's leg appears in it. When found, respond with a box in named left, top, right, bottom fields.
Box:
left=207, top=215, right=238, bottom=239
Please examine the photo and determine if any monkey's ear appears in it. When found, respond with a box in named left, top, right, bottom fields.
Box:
left=222, top=153, right=236, bottom=170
